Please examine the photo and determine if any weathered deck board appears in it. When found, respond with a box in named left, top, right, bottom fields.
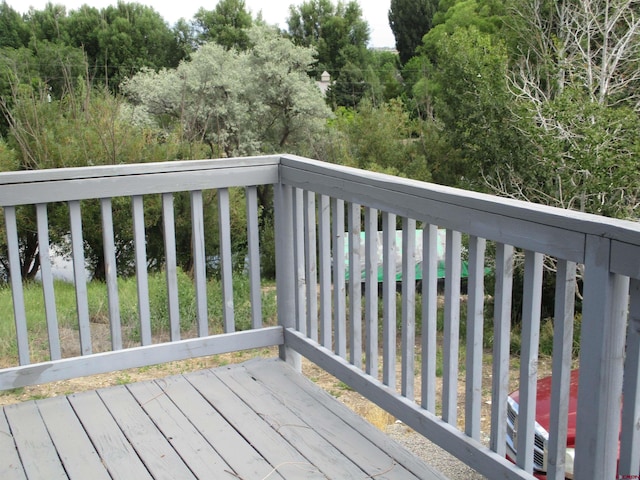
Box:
left=1, top=358, right=446, bottom=480
left=0, top=406, right=27, bottom=479
left=37, top=396, right=111, bottom=480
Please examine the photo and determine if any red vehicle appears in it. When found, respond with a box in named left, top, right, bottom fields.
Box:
left=505, top=370, right=580, bottom=479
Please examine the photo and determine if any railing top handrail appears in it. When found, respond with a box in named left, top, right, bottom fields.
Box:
left=280, top=155, right=640, bottom=251
left=0, top=155, right=281, bottom=206
left=0, top=155, right=281, bottom=186
left=3, top=152, right=639, bottom=258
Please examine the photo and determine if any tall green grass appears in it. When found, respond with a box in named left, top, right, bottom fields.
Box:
left=0, top=270, right=278, bottom=364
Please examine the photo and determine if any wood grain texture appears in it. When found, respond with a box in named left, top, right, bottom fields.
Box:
left=1, top=358, right=447, bottom=480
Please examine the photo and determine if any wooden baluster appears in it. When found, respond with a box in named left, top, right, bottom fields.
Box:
left=318, top=195, right=332, bottom=349
left=364, top=207, right=378, bottom=378
left=100, top=198, right=122, bottom=350
left=516, top=250, right=543, bottom=473
left=162, top=193, right=180, bottom=341
left=465, top=235, right=486, bottom=440
left=36, top=203, right=61, bottom=360
left=348, top=203, right=362, bottom=368
left=304, top=191, right=318, bottom=341
left=620, top=278, right=640, bottom=477
left=401, top=218, right=416, bottom=400
left=4, top=206, right=29, bottom=365
left=293, top=188, right=306, bottom=335
left=190, top=190, right=208, bottom=337
left=490, top=243, right=514, bottom=456
left=332, top=198, right=346, bottom=359
left=382, top=212, right=396, bottom=388
left=69, top=200, right=92, bottom=355
left=442, top=229, right=461, bottom=424
left=547, top=259, right=576, bottom=480
left=421, top=224, right=439, bottom=413
left=218, top=188, right=234, bottom=333
left=132, top=195, right=151, bottom=346
left=245, top=186, right=262, bottom=330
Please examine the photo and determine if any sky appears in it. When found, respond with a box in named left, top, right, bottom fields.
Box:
left=9, top=0, right=396, bottom=48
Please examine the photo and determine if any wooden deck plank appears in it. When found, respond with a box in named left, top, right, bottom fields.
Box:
left=245, top=359, right=439, bottom=480
left=3, top=401, right=67, bottom=480
left=36, top=396, right=111, bottom=480
left=66, top=390, right=153, bottom=479
left=152, top=374, right=283, bottom=480
left=244, top=361, right=417, bottom=479
left=125, top=380, right=236, bottom=479
left=185, top=369, right=327, bottom=479
left=213, top=363, right=374, bottom=479
left=0, top=410, right=27, bottom=479
left=96, top=385, right=196, bottom=480
left=1, top=358, right=446, bottom=480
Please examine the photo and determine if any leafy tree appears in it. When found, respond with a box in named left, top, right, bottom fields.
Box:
left=192, top=0, right=253, bottom=50
left=327, top=60, right=368, bottom=108
left=122, top=25, right=330, bottom=157
left=492, top=91, right=640, bottom=219
left=62, top=2, right=184, bottom=91
left=420, top=25, right=526, bottom=189
left=319, top=100, right=432, bottom=181
left=419, top=0, right=506, bottom=60
left=172, top=18, right=198, bottom=60
left=498, top=0, right=640, bottom=219
left=0, top=42, right=85, bottom=135
left=65, top=5, right=103, bottom=64
left=0, top=1, right=29, bottom=48
left=0, top=74, right=193, bottom=280
left=122, top=25, right=331, bottom=277
left=287, top=0, right=369, bottom=78
left=361, top=50, right=403, bottom=105
left=401, top=55, right=433, bottom=118
left=388, top=0, right=439, bottom=65
left=23, top=2, right=70, bottom=45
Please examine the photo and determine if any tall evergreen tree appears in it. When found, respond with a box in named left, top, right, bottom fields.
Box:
left=388, top=0, right=438, bottom=65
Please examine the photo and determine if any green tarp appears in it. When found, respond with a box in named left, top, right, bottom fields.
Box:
left=344, top=229, right=477, bottom=282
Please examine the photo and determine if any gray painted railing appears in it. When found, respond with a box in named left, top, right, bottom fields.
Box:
left=277, top=155, right=640, bottom=480
left=0, top=156, right=284, bottom=387
left=0, top=154, right=638, bottom=480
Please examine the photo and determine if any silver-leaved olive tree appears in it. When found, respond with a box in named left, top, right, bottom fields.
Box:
left=121, top=25, right=332, bottom=158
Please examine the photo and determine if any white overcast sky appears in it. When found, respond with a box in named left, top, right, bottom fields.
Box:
left=8, top=0, right=395, bottom=48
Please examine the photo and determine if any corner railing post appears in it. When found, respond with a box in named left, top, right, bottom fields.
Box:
left=574, top=235, right=628, bottom=479
left=274, top=179, right=301, bottom=371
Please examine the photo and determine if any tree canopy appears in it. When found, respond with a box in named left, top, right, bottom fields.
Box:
left=287, top=0, right=370, bottom=79
left=121, top=25, right=331, bottom=157
left=1, top=0, right=639, bottom=284
left=388, top=0, right=438, bottom=65
left=192, top=0, right=253, bottom=50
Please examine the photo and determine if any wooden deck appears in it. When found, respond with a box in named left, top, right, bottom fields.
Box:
left=0, top=358, right=445, bottom=480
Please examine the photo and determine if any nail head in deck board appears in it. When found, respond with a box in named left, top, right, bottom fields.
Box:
left=66, top=390, right=154, bottom=479
left=125, top=380, right=235, bottom=478
left=36, top=396, right=111, bottom=480
left=3, top=401, right=67, bottom=479
left=0, top=411, right=27, bottom=479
